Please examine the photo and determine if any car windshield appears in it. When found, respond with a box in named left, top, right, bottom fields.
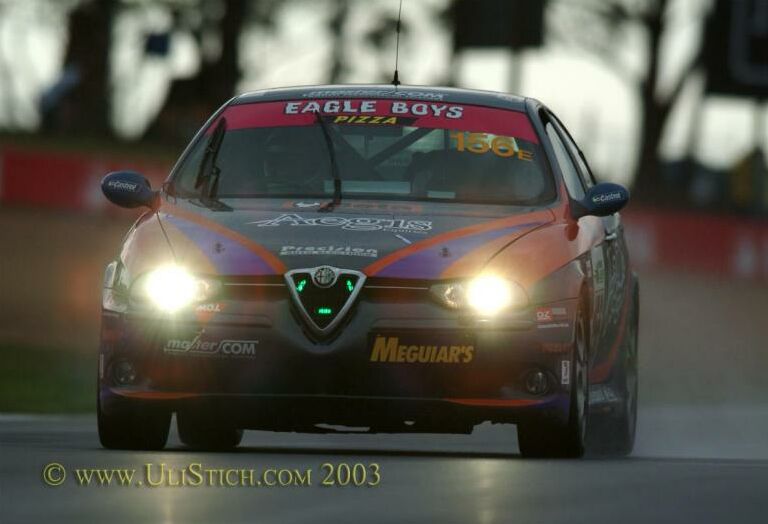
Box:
left=172, top=98, right=555, bottom=205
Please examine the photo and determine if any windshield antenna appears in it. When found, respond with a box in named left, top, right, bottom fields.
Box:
left=391, top=0, right=403, bottom=88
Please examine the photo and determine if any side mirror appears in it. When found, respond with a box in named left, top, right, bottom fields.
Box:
left=101, top=171, right=157, bottom=209
left=574, top=182, right=629, bottom=218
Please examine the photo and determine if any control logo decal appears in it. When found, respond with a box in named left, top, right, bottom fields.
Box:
left=106, top=180, right=139, bottom=192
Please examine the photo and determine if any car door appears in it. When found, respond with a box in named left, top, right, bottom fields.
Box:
left=551, top=115, right=629, bottom=375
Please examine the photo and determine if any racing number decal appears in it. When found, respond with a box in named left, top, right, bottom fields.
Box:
left=450, top=132, right=534, bottom=161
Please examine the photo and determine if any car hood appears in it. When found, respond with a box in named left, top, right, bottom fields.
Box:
left=125, top=198, right=554, bottom=280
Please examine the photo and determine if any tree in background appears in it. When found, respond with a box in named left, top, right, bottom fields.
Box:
left=326, top=0, right=349, bottom=84
left=40, top=0, right=116, bottom=137
left=550, top=0, right=706, bottom=200
left=32, top=0, right=445, bottom=143
left=143, top=0, right=266, bottom=145
left=36, top=0, right=278, bottom=145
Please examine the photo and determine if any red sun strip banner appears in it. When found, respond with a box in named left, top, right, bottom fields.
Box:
left=213, top=99, right=540, bottom=144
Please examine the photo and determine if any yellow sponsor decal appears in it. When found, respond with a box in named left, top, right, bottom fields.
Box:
left=333, top=115, right=398, bottom=125
left=449, top=131, right=534, bottom=161
left=369, top=336, right=475, bottom=364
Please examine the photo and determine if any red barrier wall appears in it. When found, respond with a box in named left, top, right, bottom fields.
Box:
left=2, top=146, right=767, bottom=281
left=623, top=208, right=768, bottom=281
left=0, top=147, right=171, bottom=214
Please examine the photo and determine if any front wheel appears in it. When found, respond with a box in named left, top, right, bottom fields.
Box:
left=518, top=302, right=589, bottom=458
left=593, top=284, right=639, bottom=456
left=97, top=394, right=171, bottom=450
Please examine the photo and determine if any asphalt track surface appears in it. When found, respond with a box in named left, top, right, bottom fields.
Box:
left=2, top=270, right=768, bottom=523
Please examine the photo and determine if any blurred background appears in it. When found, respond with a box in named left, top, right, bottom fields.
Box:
left=0, top=0, right=766, bottom=424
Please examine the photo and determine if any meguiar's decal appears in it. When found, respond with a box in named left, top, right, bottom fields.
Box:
left=369, top=334, right=475, bottom=364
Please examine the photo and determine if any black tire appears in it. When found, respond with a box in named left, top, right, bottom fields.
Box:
left=594, top=284, right=639, bottom=456
left=97, top=394, right=171, bottom=450
left=177, top=410, right=243, bottom=450
left=518, top=301, right=589, bottom=458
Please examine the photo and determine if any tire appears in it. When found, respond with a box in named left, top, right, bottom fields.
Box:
left=177, top=409, right=243, bottom=450
left=594, top=284, right=639, bottom=456
left=97, top=393, right=171, bottom=450
left=518, top=301, right=589, bottom=458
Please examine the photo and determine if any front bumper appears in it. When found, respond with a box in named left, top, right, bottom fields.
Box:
left=99, top=285, right=578, bottom=429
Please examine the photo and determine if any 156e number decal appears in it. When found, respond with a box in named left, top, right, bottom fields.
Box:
left=450, top=131, right=533, bottom=161
left=320, top=462, right=381, bottom=487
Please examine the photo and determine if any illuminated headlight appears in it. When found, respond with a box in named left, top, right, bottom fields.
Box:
left=430, top=275, right=527, bottom=315
left=131, top=265, right=220, bottom=312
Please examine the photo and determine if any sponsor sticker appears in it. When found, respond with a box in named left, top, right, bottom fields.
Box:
left=368, top=334, right=475, bottom=364
left=163, top=331, right=258, bottom=358
left=450, top=132, right=534, bottom=161
left=591, top=248, right=606, bottom=293
left=195, top=303, right=223, bottom=313
left=302, top=89, right=445, bottom=100
left=249, top=214, right=432, bottom=234
left=540, top=342, right=571, bottom=353
left=536, top=306, right=568, bottom=323
left=284, top=100, right=463, bottom=119
left=537, top=323, right=570, bottom=330
left=331, top=115, right=401, bottom=125
left=592, top=192, right=623, bottom=203
left=280, top=245, right=378, bottom=258
left=107, top=180, right=139, bottom=192
left=194, top=303, right=223, bottom=324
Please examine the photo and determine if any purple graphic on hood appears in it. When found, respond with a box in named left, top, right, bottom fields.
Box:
left=375, top=222, right=542, bottom=279
left=164, top=214, right=276, bottom=275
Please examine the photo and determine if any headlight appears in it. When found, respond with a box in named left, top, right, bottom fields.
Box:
left=430, top=274, right=527, bottom=315
left=131, top=265, right=220, bottom=312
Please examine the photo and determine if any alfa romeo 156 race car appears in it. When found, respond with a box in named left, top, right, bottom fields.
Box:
left=98, top=85, right=638, bottom=457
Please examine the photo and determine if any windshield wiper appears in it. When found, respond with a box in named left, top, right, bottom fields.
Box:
left=194, top=116, right=227, bottom=207
left=314, top=111, right=341, bottom=212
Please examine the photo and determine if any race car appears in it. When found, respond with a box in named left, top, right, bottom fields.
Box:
left=98, top=85, right=638, bottom=457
